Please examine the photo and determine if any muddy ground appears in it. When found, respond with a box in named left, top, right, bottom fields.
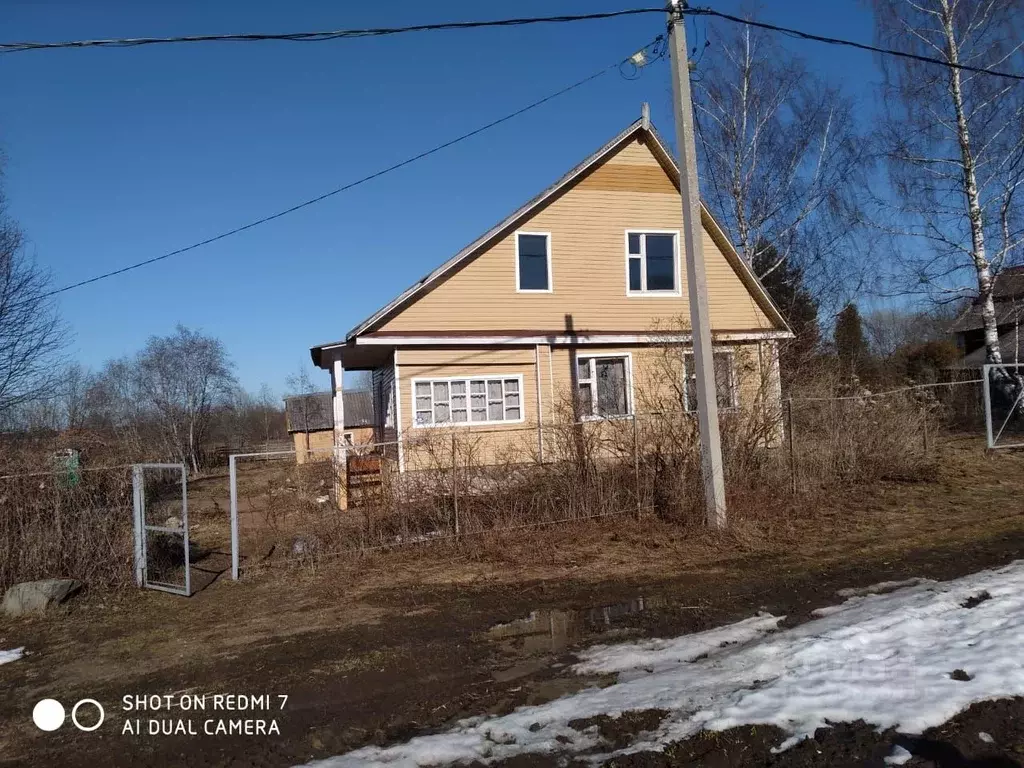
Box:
left=1, top=436, right=1023, bottom=767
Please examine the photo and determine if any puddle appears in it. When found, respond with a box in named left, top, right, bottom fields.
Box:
left=485, top=597, right=666, bottom=656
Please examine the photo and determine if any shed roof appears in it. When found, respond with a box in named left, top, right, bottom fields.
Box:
left=284, top=390, right=374, bottom=432
left=951, top=266, right=1024, bottom=333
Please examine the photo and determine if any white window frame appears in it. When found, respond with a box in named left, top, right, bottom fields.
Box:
left=624, top=229, right=681, bottom=297
left=410, top=374, right=526, bottom=428
left=343, top=431, right=354, bottom=446
left=515, top=231, right=553, bottom=293
left=682, top=349, right=739, bottom=412
left=575, top=352, right=634, bottom=420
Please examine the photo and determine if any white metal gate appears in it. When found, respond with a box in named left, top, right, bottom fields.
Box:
left=132, top=463, right=191, bottom=596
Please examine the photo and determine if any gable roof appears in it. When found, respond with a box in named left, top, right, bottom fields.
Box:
left=335, top=117, right=790, bottom=348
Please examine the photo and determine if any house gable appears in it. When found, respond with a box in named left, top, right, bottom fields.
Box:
left=353, top=123, right=788, bottom=339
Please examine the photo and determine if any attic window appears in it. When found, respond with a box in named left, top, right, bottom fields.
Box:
left=626, top=231, right=679, bottom=295
left=516, top=232, right=551, bottom=292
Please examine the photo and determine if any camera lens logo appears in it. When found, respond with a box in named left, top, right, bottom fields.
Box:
left=32, top=699, right=64, bottom=731
left=33, top=699, right=104, bottom=732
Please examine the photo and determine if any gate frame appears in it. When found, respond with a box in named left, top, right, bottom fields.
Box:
left=132, top=462, right=191, bottom=596
left=983, top=362, right=1024, bottom=450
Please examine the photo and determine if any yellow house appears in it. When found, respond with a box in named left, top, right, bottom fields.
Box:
left=310, top=112, right=792, bottom=493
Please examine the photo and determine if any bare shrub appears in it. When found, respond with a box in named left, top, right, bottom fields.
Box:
left=0, top=456, right=134, bottom=592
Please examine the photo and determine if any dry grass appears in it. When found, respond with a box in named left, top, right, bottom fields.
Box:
left=0, top=460, right=134, bottom=592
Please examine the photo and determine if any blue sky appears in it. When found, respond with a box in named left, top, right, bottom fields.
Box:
left=0, top=0, right=875, bottom=395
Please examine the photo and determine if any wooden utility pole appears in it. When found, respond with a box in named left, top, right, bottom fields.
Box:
left=668, top=0, right=727, bottom=527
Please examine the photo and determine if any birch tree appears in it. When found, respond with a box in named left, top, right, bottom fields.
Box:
left=693, top=18, right=867, bottom=303
left=872, top=0, right=1024, bottom=370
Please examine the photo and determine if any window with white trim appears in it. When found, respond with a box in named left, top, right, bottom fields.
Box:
left=683, top=351, right=738, bottom=411
left=516, top=232, right=551, bottom=291
left=576, top=355, right=631, bottom=418
left=413, top=377, right=522, bottom=426
left=627, top=231, right=677, bottom=293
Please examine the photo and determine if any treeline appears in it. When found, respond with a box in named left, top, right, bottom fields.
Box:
left=759, top=243, right=961, bottom=393
left=1, top=325, right=287, bottom=471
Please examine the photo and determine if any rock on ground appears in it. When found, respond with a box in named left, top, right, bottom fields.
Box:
left=2, top=579, right=83, bottom=617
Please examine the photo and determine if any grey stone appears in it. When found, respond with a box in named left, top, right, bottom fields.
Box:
left=3, top=579, right=84, bottom=617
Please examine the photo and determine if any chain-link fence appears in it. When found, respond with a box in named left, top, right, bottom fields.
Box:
left=983, top=363, right=1024, bottom=449
left=227, top=378, right=987, bottom=575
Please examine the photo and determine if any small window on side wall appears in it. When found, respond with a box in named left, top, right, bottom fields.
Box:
left=517, top=232, right=551, bottom=292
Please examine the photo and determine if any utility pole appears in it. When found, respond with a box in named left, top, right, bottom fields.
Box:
left=667, top=0, right=727, bottom=527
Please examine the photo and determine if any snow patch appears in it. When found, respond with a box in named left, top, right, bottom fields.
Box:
left=979, top=731, right=995, bottom=743
left=0, top=647, right=25, bottom=665
left=835, top=578, right=931, bottom=599
left=304, top=560, right=1024, bottom=767
left=572, top=614, right=781, bottom=677
left=884, top=744, right=913, bottom=765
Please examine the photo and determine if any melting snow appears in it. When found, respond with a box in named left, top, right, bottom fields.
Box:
left=0, top=647, right=25, bottom=665
left=304, top=560, right=1024, bottom=767
left=884, top=744, right=913, bottom=765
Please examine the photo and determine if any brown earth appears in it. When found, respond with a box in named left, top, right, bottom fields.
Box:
left=0, top=436, right=1023, bottom=767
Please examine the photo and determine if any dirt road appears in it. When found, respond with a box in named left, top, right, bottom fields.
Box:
left=1, top=438, right=1023, bottom=767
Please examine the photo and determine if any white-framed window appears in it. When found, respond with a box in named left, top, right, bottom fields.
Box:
left=516, top=231, right=552, bottom=292
left=412, top=375, right=524, bottom=427
left=625, top=230, right=679, bottom=295
left=683, top=351, right=738, bottom=411
left=576, top=354, right=632, bottom=418
left=343, top=432, right=354, bottom=446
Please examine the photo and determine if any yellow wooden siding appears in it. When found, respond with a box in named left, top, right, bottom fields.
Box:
left=396, top=341, right=779, bottom=468
left=294, top=427, right=376, bottom=463
left=377, top=138, right=776, bottom=335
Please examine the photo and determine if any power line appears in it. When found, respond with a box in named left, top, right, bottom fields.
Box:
left=41, top=37, right=666, bottom=298
left=686, top=5, right=1024, bottom=83
left=0, top=9, right=663, bottom=54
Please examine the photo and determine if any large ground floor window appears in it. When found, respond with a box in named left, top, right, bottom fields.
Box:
left=576, top=354, right=631, bottom=418
left=413, top=376, right=523, bottom=426
left=683, top=351, right=738, bottom=412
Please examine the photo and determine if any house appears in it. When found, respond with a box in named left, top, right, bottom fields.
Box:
left=284, top=390, right=374, bottom=464
left=310, top=110, right=792, bottom=506
left=950, top=265, right=1024, bottom=369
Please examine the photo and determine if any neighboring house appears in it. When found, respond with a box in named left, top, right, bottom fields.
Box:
left=951, top=265, right=1024, bottom=369
left=285, top=390, right=374, bottom=464
left=310, top=110, right=792, bottom=503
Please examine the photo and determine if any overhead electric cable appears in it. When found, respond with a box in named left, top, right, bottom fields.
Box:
left=41, top=36, right=666, bottom=297
left=0, top=9, right=663, bottom=53
left=686, top=5, right=1024, bottom=83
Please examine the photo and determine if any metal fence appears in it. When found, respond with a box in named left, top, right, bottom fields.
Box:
left=226, top=378, right=988, bottom=576
left=983, top=363, right=1024, bottom=449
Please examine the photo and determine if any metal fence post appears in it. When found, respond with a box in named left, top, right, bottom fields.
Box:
left=132, top=465, right=144, bottom=587
left=633, top=413, right=641, bottom=520
left=181, top=468, right=191, bottom=597
left=787, top=398, right=797, bottom=497
left=229, top=455, right=239, bottom=580
left=451, top=431, right=460, bottom=537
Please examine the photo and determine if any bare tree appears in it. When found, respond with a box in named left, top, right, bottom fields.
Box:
left=0, top=163, right=65, bottom=416
left=137, top=326, right=237, bottom=472
left=693, top=16, right=867, bottom=305
left=872, top=0, right=1024, bottom=369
